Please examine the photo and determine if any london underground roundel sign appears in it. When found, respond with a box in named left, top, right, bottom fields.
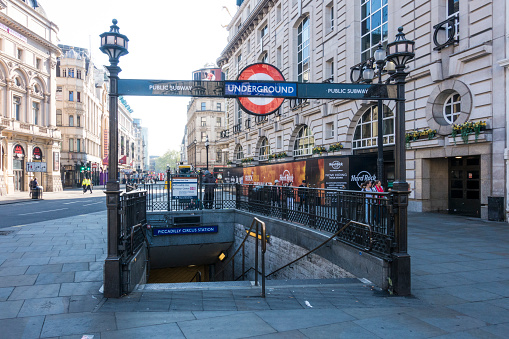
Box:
left=237, top=63, right=285, bottom=116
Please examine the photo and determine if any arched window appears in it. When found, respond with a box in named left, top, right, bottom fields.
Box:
left=235, top=144, right=244, bottom=160
left=443, top=93, right=461, bottom=124
left=293, top=125, right=314, bottom=156
left=353, top=105, right=394, bottom=149
left=69, top=115, right=74, bottom=127
left=259, top=137, right=270, bottom=161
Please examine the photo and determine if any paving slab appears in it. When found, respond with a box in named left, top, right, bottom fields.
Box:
left=40, top=312, right=117, bottom=337
left=18, top=296, right=70, bottom=317
left=9, top=283, right=61, bottom=300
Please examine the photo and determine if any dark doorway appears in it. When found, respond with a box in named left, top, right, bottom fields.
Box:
left=449, top=156, right=480, bottom=217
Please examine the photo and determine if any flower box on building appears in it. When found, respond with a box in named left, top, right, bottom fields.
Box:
left=447, top=131, right=492, bottom=145
left=407, top=138, right=445, bottom=149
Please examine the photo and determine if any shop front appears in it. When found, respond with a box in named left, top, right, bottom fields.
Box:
left=13, top=144, right=25, bottom=191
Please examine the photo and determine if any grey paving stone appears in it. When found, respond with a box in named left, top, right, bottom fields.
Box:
left=21, top=250, right=61, bottom=258
left=354, top=313, right=447, bottom=338
left=132, top=300, right=171, bottom=312
left=101, top=322, right=185, bottom=339
left=0, top=265, right=28, bottom=276
left=49, top=255, right=96, bottom=264
left=202, top=299, right=238, bottom=311
left=35, top=272, right=75, bottom=285
left=480, top=322, right=509, bottom=338
left=41, top=312, right=117, bottom=337
left=68, top=294, right=103, bottom=313
left=89, top=261, right=103, bottom=271
left=26, top=264, right=63, bottom=274
left=1, top=257, right=50, bottom=267
left=59, top=281, right=103, bottom=296
left=250, top=329, right=310, bottom=338
left=9, top=283, right=61, bottom=300
left=178, top=312, right=276, bottom=339
left=115, top=311, right=195, bottom=330
left=0, top=316, right=45, bottom=338
left=61, top=262, right=89, bottom=272
left=255, top=309, right=355, bottom=332
left=74, top=270, right=102, bottom=282
left=0, top=274, right=37, bottom=288
left=448, top=302, right=509, bottom=325
left=486, top=297, right=509, bottom=310
left=18, top=296, right=70, bottom=317
left=0, top=299, right=23, bottom=319
left=441, top=285, right=501, bottom=302
left=299, top=321, right=382, bottom=339
left=476, top=281, right=509, bottom=297
left=192, top=310, right=251, bottom=319
left=0, top=286, right=13, bottom=301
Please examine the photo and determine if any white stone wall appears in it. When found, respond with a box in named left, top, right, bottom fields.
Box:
left=218, top=0, right=505, bottom=219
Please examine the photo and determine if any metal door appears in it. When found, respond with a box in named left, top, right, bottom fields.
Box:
left=449, top=156, right=480, bottom=217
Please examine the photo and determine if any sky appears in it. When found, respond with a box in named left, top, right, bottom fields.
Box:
left=41, top=0, right=237, bottom=156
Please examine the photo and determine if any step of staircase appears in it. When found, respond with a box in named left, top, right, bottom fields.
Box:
left=137, top=277, right=368, bottom=292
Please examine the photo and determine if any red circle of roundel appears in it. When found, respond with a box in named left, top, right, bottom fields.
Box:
left=237, top=63, right=285, bottom=116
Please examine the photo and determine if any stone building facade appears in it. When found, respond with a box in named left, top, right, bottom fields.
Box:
left=56, top=46, right=106, bottom=187
left=217, top=0, right=506, bottom=219
left=0, top=0, right=62, bottom=194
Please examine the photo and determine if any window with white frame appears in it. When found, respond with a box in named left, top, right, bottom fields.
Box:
left=361, top=0, right=389, bottom=61
left=443, top=93, right=461, bottom=124
left=201, top=117, right=206, bottom=126
left=325, top=121, right=334, bottom=139
left=69, top=91, right=74, bottom=101
left=69, top=115, right=74, bottom=127
left=56, top=86, right=62, bottom=101
left=69, top=138, right=74, bottom=152
left=259, top=137, right=270, bottom=161
left=35, top=58, right=41, bottom=70
left=68, top=68, right=74, bottom=78
left=236, top=104, right=242, bottom=127
left=260, top=24, right=268, bottom=40
left=276, top=4, right=282, bottom=22
left=297, top=17, right=310, bottom=83
left=235, top=144, right=244, bottom=160
left=353, top=105, right=395, bottom=149
left=447, top=0, right=459, bottom=42
left=32, top=102, right=39, bottom=125
left=260, top=52, right=268, bottom=63
left=277, top=136, right=282, bottom=149
left=293, top=126, right=314, bottom=156
left=247, top=39, right=251, bottom=54
left=216, top=117, right=221, bottom=127
left=17, top=48, right=23, bottom=60
left=77, top=115, right=81, bottom=127
left=326, top=2, right=334, bottom=33
left=201, top=132, right=207, bottom=142
left=201, top=102, right=206, bottom=110
left=77, top=139, right=81, bottom=152
left=77, top=69, right=82, bottom=79
left=326, top=59, right=334, bottom=82
left=216, top=150, right=222, bottom=163
left=13, top=96, right=21, bottom=120
left=56, top=109, right=62, bottom=126
left=217, top=103, right=221, bottom=111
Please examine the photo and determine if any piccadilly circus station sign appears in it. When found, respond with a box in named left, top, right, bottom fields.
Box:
left=117, top=63, right=396, bottom=116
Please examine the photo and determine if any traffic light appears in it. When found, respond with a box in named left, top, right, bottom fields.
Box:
left=80, top=165, right=85, bottom=172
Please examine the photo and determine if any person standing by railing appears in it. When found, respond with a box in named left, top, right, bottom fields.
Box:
left=361, top=180, right=374, bottom=223
left=203, top=170, right=216, bottom=209
left=298, top=180, right=307, bottom=211
left=373, top=180, right=384, bottom=225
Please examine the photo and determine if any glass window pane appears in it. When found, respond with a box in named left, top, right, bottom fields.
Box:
left=371, top=27, right=381, bottom=44
left=354, top=126, right=361, bottom=140
left=371, top=10, right=381, bottom=29
left=382, top=23, right=388, bottom=41
left=362, top=125, right=371, bottom=138
left=467, top=191, right=479, bottom=200
left=451, top=180, right=463, bottom=189
left=362, top=3, right=370, bottom=17
left=466, top=157, right=479, bottom=166
left=361, top=35, right=371, bottom=52
left=383, top=118, right=394, bottom=135
left=467, top=181, right=479, bottom=190
left=451, top=190, right=463, bottom=198
left=371, top=0, right=381, bottom=12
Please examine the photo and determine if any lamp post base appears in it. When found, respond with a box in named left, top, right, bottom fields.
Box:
left=103, top=257, right=121, bottom=298
left=390, top=252, right=411, bottom=296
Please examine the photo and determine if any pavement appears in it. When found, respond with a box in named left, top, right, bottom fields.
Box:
left=0, top=185, right=116, bottom=205
left=0, top=209, right=508, bottom=338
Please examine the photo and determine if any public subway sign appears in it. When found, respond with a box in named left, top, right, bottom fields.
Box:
left=152, top=226, right=218, bottom=236
left=118, top=79, right=225, bottom=97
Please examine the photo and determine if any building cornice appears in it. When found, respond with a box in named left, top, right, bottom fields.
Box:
left=0, top=12, right=61, bottom=56
left=217, top=0, right=275, bottom=67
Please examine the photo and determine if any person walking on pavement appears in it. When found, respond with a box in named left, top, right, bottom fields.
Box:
left=86, top=177, right=93, bottom=194
left=82, top=177, right=87, bottom=193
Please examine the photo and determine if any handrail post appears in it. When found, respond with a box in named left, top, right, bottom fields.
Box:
left=261, top=220, right=266, bottom=298
left=255, top=221, right=259, bottom=286
left=242, top=243, right=245, bottom=281
left=167, top=170, right=171, bottom=211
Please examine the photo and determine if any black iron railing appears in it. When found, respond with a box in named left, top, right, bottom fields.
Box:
left=119, top=190, right=147, bottom=265
left=145, top=181, right=395, bottom=259
left=433, top=15, right=459, bottom=51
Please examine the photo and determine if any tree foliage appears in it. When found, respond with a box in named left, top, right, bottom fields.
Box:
left=155, top=149, right=180, bottom=173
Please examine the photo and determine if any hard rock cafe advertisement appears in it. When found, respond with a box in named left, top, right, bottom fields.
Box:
left=221, top=155, right=377, bottom=190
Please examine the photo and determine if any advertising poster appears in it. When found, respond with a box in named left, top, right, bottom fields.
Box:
left=53, top=152, right=59, bottom=170
left=172, top=177, right=198, bottom=200
left=242, top=160, right=307, bottom=186
left=324, top=157, right=350, bottom=189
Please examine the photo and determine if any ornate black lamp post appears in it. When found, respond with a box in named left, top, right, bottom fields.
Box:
left=100, top=19, right=129, bottom=298
left=373, top=43, right=387, bottom=185
left=385, top=27, right=415, bottom=296
left=205, top=135, right=210, bottom=170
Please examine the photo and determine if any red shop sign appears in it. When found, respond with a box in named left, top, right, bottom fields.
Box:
left=33, top=147, right=43, bottom=160
left=14, top=145, right=24, bottom=155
